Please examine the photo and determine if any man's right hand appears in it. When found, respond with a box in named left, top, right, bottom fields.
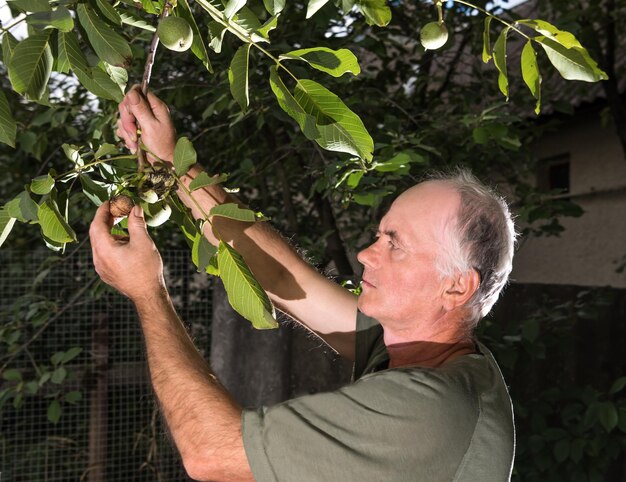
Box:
left=117, top=86, right=177, bottom=163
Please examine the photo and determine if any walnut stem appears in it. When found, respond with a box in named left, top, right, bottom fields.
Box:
left=136, top=1, right=174, bottom=172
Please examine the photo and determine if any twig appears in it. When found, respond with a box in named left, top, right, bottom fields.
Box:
left=136, top=2, right=174, bottom=172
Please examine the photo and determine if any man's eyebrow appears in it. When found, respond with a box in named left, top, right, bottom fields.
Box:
left=382, top=229, right=405, bottom=246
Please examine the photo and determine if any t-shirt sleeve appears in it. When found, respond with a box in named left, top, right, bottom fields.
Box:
left=353, top=310, right=387, bottom=380
left=242, top=367, right=480, bottom=482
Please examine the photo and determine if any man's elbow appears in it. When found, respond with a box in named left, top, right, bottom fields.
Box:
left=182, top=455, right=218, bottom=481
left=183, top=453, right=253, bottom=482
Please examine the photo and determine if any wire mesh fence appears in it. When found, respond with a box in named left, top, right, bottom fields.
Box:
left=0, top=248, right=212, bottom=481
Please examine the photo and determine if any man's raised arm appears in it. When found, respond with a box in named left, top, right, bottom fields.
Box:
left=117, top=88, right=358, bottom=359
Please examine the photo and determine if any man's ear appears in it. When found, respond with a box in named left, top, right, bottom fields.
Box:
left=442, top=269, right=480, bottom=312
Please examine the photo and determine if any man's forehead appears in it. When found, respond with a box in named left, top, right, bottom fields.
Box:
left=379, top=182, right=460, bottom=238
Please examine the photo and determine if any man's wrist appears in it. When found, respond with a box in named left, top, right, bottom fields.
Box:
left=132, top=286, right=171, bottom=314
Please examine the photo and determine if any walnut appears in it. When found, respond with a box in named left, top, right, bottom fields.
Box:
left=109, top=195, right=134, bottom=218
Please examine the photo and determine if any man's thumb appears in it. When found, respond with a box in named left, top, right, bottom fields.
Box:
left=127, top=205, right=149, bottom=238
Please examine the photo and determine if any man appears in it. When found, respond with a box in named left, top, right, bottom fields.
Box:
left=89, top=88, right=516, bottom=481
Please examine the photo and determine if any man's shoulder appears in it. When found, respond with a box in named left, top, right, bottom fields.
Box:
left=354, top=353, right=487, bottom=418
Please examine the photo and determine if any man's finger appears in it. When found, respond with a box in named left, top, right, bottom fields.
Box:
left=116, top=119, right=137, bottom=152
left=127, top=205, right=150, bottom=243
left=126, top=88, right=157, bottom=126
left=146, top=91, right=172, bottom=125
left=118, top=100, right=138, bottom=143
left=89, top=202, right=115, bottom=246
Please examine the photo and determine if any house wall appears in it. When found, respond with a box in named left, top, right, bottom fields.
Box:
left=512, top=109, right=626, bottom=288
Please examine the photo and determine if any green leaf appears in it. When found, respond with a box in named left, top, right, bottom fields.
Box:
left=78, top=66, right=124, bottom=102
left=519, top=19, right=586, bottom=49
left=569, top=439, right=586, bottom=463
left=173, top=137, right=197, bottom=176
left=534, top=36, right=608, bottom=82
left=553, top=439, right=569, bottom=463
left=189, top=172, right=228, bottom=191
left=39, top=372, right=51, bottom=385
left=0, top=90, right=17, bottom=148
left=104, top=63, right=128, bottom=88
left=233, top=7, right=262, bottom=33
left=50, top=351, right=65, bottom=366
left=521, top=41, right=541, bottom=114
left=47, top=399, right=62, bottom=423
left=372, top=151, right=422, bottom=173
left=209, top=203, right=257, bottom=222
left=353, top=188, right=391, bottom=206
left=92, top=67, right=124, bottom=101
left=619, top=407, right=626, bottom=433
left=269, top=66, right=319, bottom=140
left=355, top=0, right=391, bottom=27
left=482, top=16, right=492, bottom=63
left=192, top=233, right=217, bottom=271
left=609, top=376, right=626, bottom=394
left=224, top=0, right=247, bottom=19
left=38, top=199, right=77, bottom=243
left=2, top=368, right=22, bottom=381
left=493, top=27, right=511, bottom=100
left=306, top=0, right=330, bottom=18
left=77, top=3, right=132, bottom=68
left=120, top=12, right=156, bottom=32
left=94, top=0, right=122, bottom=26
left=25, top=380, right=39, bottom=394
left=280, top=47, right=360, bottom=77
left=2, top=32, right=19, bottom=66
left=8, top=0, right=51, bottom=12
left=6, top=191, right=38, bottom=222
left=294, top=78, right=374, bottom=161
left=217, top=241, right=278, bottom=329
left=80, top=175, right=110, bottom=206
left=64, top=391, right=82, bottom=404
left=58, top=31, right=90, bottom=79
left=262, top=0, right=284, bottom=15
left=31, top=173, right=55, bottom=195
left=346, top=170, right=364, bottom=188
left=254, top=15, right=278, bottom=41
left=177, top=0, right=213, bottom=73
left=518, top=20, right=606, bottom=82
left=61, top=347, right=82, bottom=363
left=0, top=208, right=17, bottom=247
left=229, top=43, right=251, bottom=112
left=63, top=144, right=83, bottom=168
left=8, top=32, right=53, bottom=100
left=94, top=143, right=118, bottom=159
left=140, top=0, right=159, bottom=14
left=26, top=6, right=74, bottom=32
left=51, top=366, right=67, bottom=384
left=598, top=402, right=618, bottom=432
left=208, top=21, right=228, bottom=53
left=263, top=0, right=284, bottom=15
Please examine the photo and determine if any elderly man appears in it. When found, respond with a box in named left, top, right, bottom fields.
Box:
left=90, top=88, right=516, bottom=481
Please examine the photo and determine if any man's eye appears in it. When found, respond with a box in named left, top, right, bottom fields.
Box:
left=388, top=240, right=398, bottom=250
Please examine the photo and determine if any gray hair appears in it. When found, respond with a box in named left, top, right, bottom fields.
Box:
left=429, top=169, right=517, bottom=331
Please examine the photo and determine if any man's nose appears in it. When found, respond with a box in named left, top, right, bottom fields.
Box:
left=357, top=241, right=378, bottom=268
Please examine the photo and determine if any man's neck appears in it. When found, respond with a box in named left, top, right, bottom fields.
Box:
left=385, top=339, right=476, bottom=369
left=382, top=314, right=476, bottom=369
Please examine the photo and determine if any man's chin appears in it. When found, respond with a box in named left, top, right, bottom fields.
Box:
left=357, top=295, right=375, bottom=317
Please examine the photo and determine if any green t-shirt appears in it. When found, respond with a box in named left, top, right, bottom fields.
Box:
left=242, top=311, right=515, bottom=481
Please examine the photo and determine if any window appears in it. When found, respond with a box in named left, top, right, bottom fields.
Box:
left=538, top=154, right=570, bottom=194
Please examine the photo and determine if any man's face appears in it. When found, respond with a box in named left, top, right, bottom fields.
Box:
left=356, top=181, right=460, bottom=330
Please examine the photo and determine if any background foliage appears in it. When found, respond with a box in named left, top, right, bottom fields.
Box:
left=1, top=0, right=624, bottom=479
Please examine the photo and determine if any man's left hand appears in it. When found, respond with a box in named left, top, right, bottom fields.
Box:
left=90, top=202, right=165, bottom=301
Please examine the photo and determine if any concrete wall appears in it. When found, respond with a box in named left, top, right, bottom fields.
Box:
left=512, top=109, right=626, bottom=288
